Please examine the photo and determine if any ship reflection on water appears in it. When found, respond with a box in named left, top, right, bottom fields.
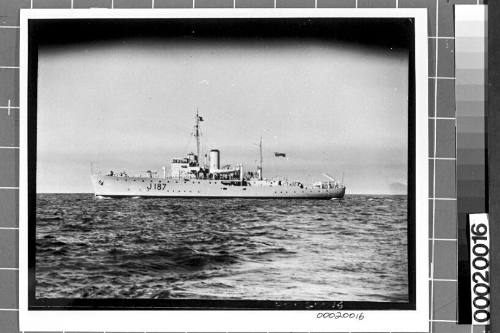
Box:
left=36, top=194, right=408, bottom=302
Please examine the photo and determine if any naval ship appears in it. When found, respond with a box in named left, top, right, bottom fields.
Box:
left=90, top=113, right=346, bottom=199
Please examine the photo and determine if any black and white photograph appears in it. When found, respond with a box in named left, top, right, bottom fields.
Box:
left=33, top=14, right=411, bottom=304
left=20, top=9, right=429, bottom=332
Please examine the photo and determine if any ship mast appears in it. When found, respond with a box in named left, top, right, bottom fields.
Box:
left=259, top=136, right=263, bottom=180
left=194, top=109, right=201, bottom=163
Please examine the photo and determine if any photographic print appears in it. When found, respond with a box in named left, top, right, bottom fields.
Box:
left=19, top=9, right=429, bottom=332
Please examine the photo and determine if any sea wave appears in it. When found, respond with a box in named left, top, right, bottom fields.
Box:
left=35, top=194, right=408, bottom=301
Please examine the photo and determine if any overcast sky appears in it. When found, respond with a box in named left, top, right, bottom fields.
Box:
left=37, top=38, right=408, bottom=194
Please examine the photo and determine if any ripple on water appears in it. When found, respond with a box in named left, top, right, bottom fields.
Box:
left=36, top=194, right=409, bottom=302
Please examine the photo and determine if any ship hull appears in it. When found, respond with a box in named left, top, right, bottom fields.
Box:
left=91, top=175, right=346, bottom=199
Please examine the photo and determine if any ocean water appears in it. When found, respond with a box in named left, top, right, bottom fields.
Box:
left=36, top=194, right=408, bottom=302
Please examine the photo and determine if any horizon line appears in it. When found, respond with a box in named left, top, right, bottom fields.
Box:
left=36, top=192, right=407, bottom=196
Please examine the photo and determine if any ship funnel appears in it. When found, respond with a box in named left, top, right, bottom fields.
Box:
left=209, top=149, right=220, bottom=172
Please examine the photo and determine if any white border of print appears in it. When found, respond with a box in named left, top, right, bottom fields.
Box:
left=19, top=8, right=429, bottom=332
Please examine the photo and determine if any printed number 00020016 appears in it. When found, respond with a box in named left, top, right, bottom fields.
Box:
left=470, top=222, right=490, bottom=323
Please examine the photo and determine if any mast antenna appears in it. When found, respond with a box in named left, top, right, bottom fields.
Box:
left=194, top=109, right=201, bottom=162
left=259, top=137, right=263, bottom=180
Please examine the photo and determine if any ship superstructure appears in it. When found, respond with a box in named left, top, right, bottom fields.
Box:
left=90, top=112, right=346, bottom=199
